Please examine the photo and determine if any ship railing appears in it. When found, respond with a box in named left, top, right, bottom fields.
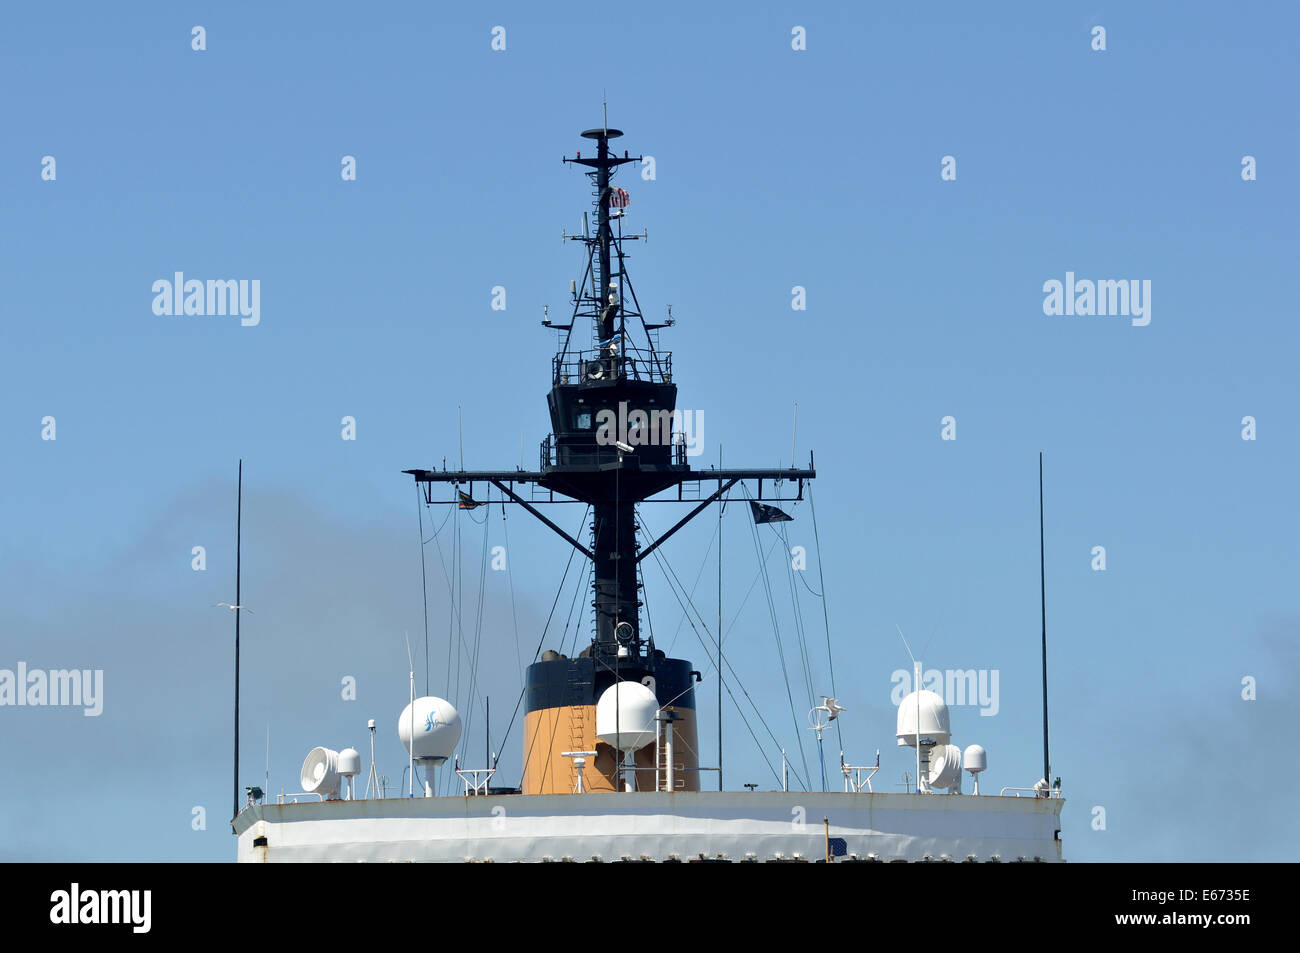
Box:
left=998, top=786, right=1064, bottom=798
left=455, top=766, right=497, bottom=796
left=552, top=345, right=672, bottom=386
left=541, top=433, right=687, bottom=469
left=275, top=793, right=327, bottom=804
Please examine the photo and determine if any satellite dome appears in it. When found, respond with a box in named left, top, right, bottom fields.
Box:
left=595, top=681, right=658, bottom=752
left=963, top=744, right=987, bottom=774
left=895, top=689, right=951, bottom=746
left=398, top=696, right=462, bottom=762
left=337, top=747, right=362, bottom=777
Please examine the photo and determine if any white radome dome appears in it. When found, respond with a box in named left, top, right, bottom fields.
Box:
left=337, top=747, right=362, bottom=777
left=398, top=696, right=462, bottom=762
left=963, top=744, right=987, bottom=774
left=896, top=689, right=951, bottom=746
left=595, top=681, right=658, bottom=752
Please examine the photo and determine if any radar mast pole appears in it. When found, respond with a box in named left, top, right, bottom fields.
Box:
left=1039, top=452, right=1051, bottom=790
left=232, top=459, right=242, bottom=827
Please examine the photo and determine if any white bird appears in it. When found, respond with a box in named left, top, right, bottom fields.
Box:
left=214, top=603, right=253, bottom=613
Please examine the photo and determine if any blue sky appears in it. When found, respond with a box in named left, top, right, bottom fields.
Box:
left=1, top=2, right=1296, bottom=861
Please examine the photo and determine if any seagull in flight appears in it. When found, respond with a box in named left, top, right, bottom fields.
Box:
left=214, top=602, right=253, bottom=613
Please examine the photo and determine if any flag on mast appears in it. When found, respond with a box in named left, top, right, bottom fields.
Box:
left=749, top=501, right=793, bottom=524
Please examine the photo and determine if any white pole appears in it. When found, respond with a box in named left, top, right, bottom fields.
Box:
left=914, top=660, right=923, bottom=794
left=782, top=748, right=788, bottom=792
left=368, top=723, right=377, bottom=800
left=408, top=670, right=415, bottom=798
left=655, top=713, right=661, bottom=793
left=665, top=720, right=675, bottom=793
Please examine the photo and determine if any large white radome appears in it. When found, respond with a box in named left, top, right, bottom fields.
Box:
left=596, top=681, right=658, bottom=752
left=895, top=689, right=951, bottom=746
left=398, top=696, right=462, bottom=762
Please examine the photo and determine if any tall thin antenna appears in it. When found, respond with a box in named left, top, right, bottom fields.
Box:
left=895, top=623, right=917, bottom=665
left=404, top=631, right=415, bottom=797
left=914, top=661, right=922, bottom=794
left=791, top=403, right=798, bottom=469
left=896, top=625, right=922, bottom=794
left=264, top=723, right=270, bottom=803
left=1039, top=452, right=1051, bottom=788
left=602, top=90, right=608, bottom=134
left=717, top=444, right=723, bottom=791
left=232, top=459, right=242, bottom=826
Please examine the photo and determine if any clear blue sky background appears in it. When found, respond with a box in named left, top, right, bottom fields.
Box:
left=1, top=2, right=1295, bottom=861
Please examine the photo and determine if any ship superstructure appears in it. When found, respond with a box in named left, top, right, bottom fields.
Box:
left=232, top=120, right=1065, bottom=863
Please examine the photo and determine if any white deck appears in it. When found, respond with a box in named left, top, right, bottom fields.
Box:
left=233, top=791, right=1065, bottom=863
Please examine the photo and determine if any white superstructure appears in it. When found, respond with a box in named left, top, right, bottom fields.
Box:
left=235, top=790, right=1064, bottom=863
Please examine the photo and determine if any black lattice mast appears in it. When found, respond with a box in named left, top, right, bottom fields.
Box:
left=407, top=119, right=814, bottom=668
left=555, top=120, right=669, bottom=375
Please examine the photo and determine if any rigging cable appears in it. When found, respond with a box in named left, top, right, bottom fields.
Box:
left=524, top=558, right=592, bottom=788
left=424, top=494, right=477, bottom=701
left=493, top=505, right=591, bottom=770
left=807, top=484, right=843, bottom=750
left=777, top=516, right=817, bottom=712
left=662, top=520, right=718, bottom=655
left=637, top=509, right=808, bottom=790
left=644, top=533, right=792, bottom=789
left=416, top=485, right=431, bottom=696
left=500, top=494, right=524, bottom=686
left=741, top=485, right=811, bottom=784
left=455, top=489, right=493, bottom=791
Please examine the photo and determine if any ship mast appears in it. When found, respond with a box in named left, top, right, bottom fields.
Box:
left=406, top=118, right=815, bottom=794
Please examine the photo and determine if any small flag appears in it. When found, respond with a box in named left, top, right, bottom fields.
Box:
left=749, top=501, right=793, bottom=524
left=608, top=186, right=630, bottom=208
left=457, top=490, right=482, bottom=510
